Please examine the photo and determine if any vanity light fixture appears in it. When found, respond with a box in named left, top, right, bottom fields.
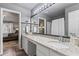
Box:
left=31, top=3, right=55, bottom=18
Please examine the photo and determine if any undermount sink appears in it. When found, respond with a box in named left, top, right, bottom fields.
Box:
left=47, top=41, right=69, bottom=49
left=48, top=40, right=59, bottom=42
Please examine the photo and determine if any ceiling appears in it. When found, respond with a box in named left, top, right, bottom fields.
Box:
left=15, top=3, right=40, bottom=10
left=15, top=3, right=77, bottom=19
left=39, top=3, right=77, bottom=18
left=0, top=3, right=40, bottom=17
left=0, top=3, right=77, bottom=19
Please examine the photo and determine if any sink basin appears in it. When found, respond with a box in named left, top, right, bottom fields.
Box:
left=48, top=40, right=59, bottom=42
left=47, top=41, right=69, bottom=49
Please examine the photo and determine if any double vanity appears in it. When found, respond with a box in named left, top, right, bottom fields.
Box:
left=22, top=33, right=79, bottom=56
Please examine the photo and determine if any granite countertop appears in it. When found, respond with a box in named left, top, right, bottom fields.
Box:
left=22, top=33, right=79, bottom=56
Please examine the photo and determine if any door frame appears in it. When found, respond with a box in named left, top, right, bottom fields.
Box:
left=0, top=8, right=22, bottom=54
left=38, top=17, right=47, bottom=34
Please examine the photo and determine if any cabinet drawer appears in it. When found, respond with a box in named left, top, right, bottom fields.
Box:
left=49, top=49, right=65, bottom=56
left=37, top=44, right=49, bottom=56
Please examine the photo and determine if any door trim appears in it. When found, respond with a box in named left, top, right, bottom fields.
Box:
left=0, top=8, right=22, bottom=55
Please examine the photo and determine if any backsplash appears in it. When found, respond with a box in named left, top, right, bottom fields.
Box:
left=33, top=33, right=70, bottom=42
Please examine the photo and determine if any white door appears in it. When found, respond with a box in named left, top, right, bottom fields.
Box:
left=68, top=10, right=79, bottom=36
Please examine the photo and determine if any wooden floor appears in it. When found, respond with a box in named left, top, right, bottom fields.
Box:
left=2, top=40, right=28, bottom=56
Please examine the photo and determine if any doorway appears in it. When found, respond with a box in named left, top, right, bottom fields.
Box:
left=38, top=17, right=46, bottom=34
left=0, top=8, right=21, bottom=55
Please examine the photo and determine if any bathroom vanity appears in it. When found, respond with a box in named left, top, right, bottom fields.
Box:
left=22, top=33, right=79, bottom=56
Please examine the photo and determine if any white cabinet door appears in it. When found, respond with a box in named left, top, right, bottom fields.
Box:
left=68, top=10, right=79, bottom=36
left=37, top=49, right=45, bottom=56
left=49, top=49, right=65, bottom=56
left=36, top=43, right=65, bottom=56
left=22, top=35, right=28, bottom=54
left=28, top=41, right=36, bottom=56
left=36, top=44, right=50, bottom=56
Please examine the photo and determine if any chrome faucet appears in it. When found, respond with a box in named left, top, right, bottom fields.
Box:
left=70, top=33, right=76, bottom=37
left=59, top=36, right=63, bottom=42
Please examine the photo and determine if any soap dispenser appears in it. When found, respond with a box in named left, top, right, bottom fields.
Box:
left=70, top=33, right=76, bottom=45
